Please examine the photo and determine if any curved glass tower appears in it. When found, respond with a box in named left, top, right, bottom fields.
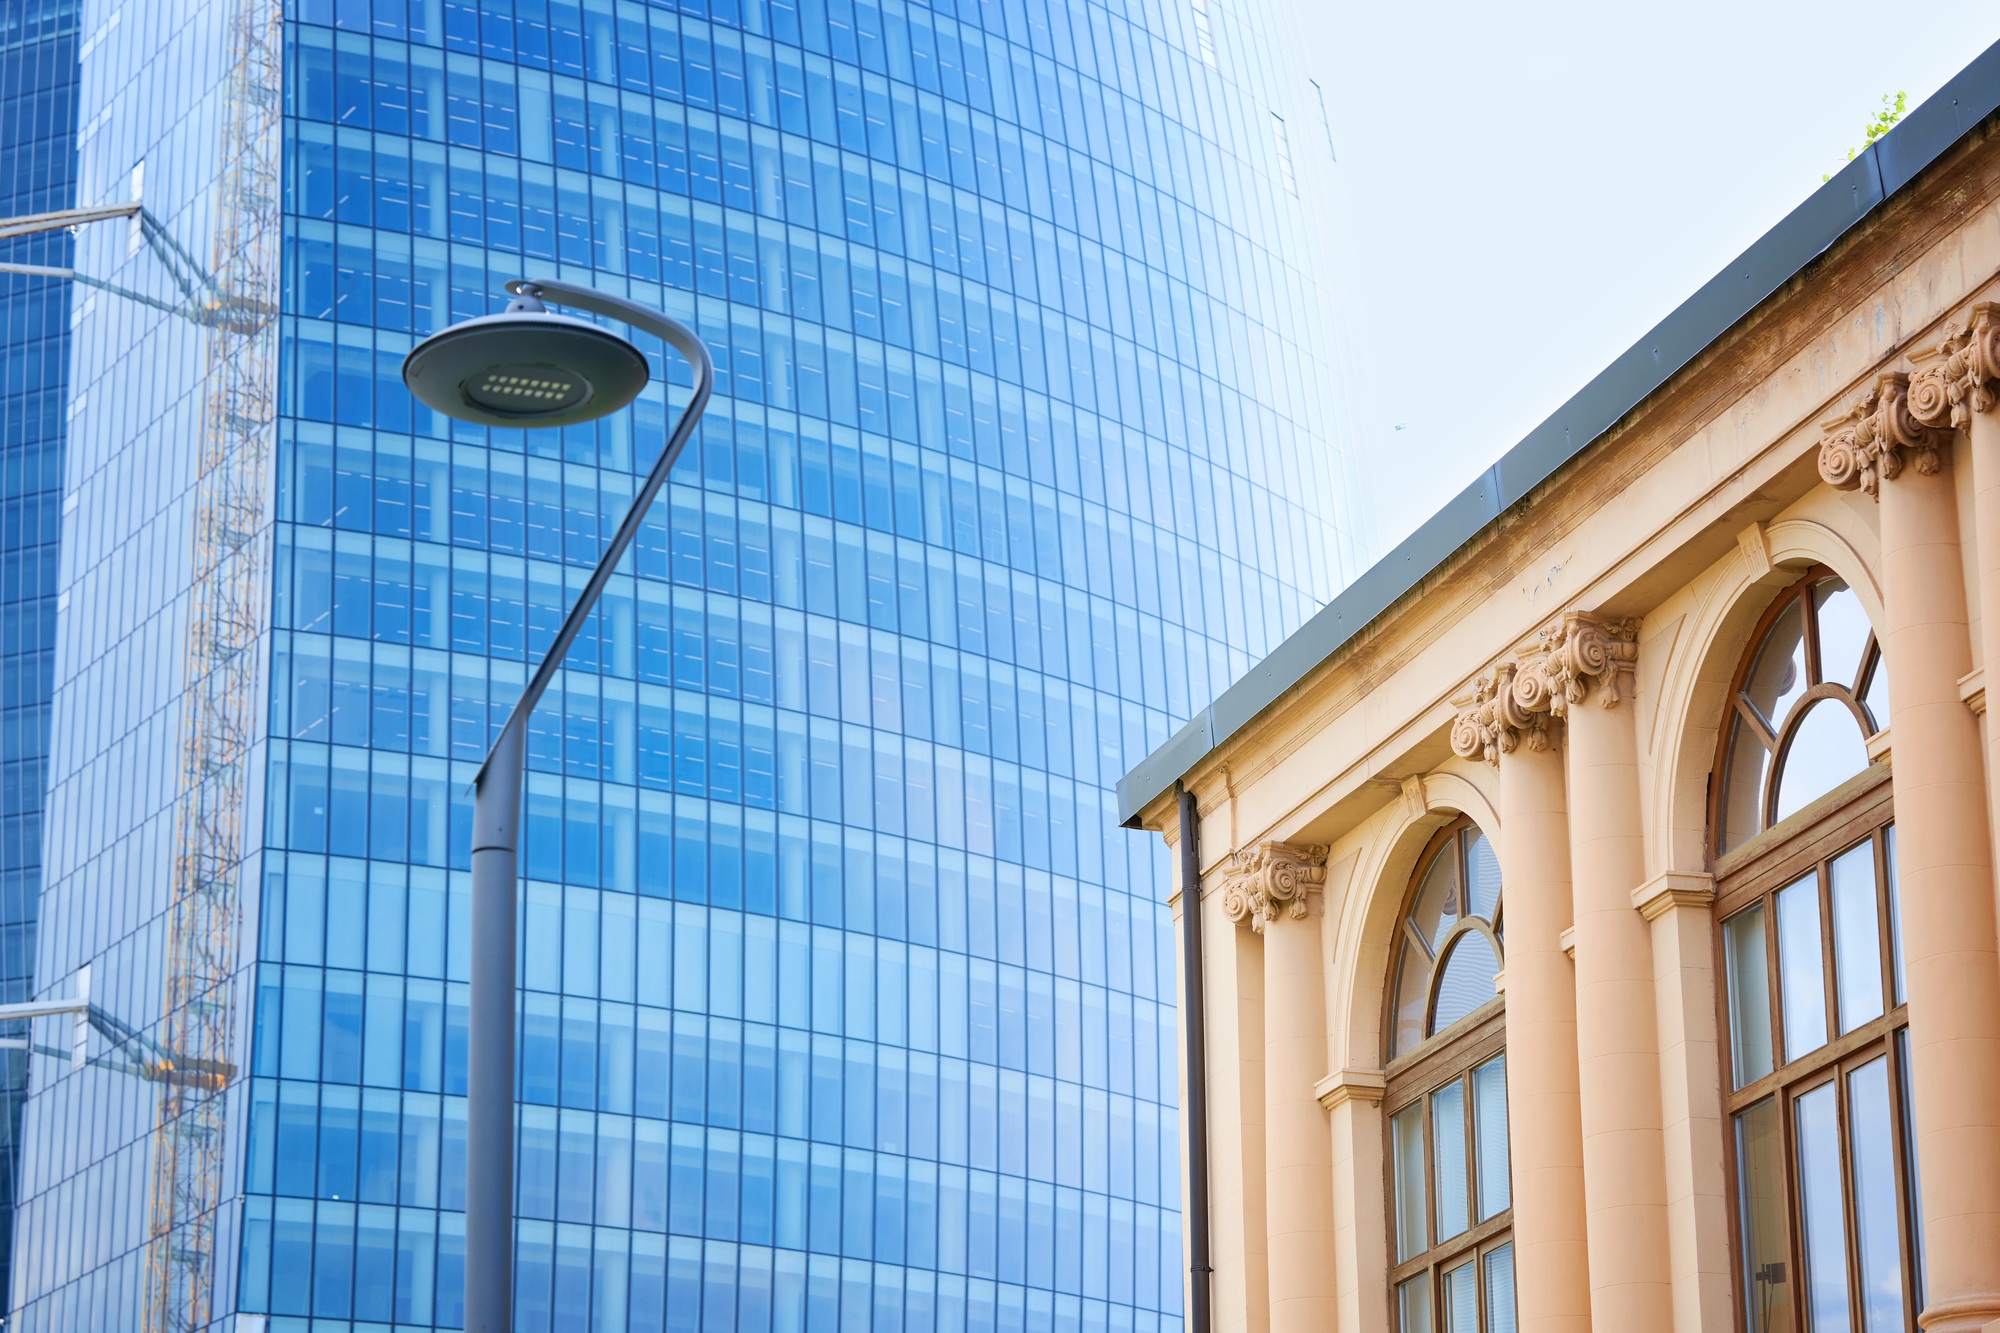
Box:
left=8, top=0, right=1363, bottom=1327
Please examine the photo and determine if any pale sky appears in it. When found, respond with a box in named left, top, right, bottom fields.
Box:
left=1293, top=1, right=2000, bottom=562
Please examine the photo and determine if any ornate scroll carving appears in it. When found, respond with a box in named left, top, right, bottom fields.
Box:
left=1450, top=656, right=1558, bottom=764
left=1817, top=372, right=1952, bottom=498
left=1907, top=302, right=2000, bottom=431
left=1543, top=610, right=1640, bottom=712
left=1220, top=841, right=1329, bottom=933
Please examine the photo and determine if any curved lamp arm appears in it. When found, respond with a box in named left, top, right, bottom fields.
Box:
left=478, top=278, right=714, bottom=780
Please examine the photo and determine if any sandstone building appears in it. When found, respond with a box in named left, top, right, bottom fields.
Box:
left=1121, top=44, right=2000, bottom=1333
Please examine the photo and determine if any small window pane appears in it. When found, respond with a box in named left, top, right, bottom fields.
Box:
left=1432, top=1080, right=1469, bottom=1242
left=1830, top=841, right=1885, bottom=1034
left=1847, top=1056, right=1906, bottom=1333
left=1774, top=700, right=1870, bottom=825
left=1862, top=648, right=1890, bottom=729
left=1724, top=905, right=1774, bottom=1087
left=1398, top=1274, right=1433, bottom=1333
left=1795, top=1081, right=1852, bottom=1332
left=1442, top=1258, right=1477, bottom=1333
left=1464, top=830, right=1501, bottom=920
left=1886, top=826, right=1905, bottom=1007
left=1736, top=1096, right=1792, bottom=1333
left=1746, top=597, right=1808, bottom=729
left=1393, top=938, right=1429, bottom=1058
left=1776, top=875, right=1829, bottom=1062
left=1721, top=713, right=1772, bottom=853
left=1411, top=847, right=1465, bottom=952
left=1813, top=579, right=1872, bottom=690
left=1897, top=1026, right=1925, bottom=1312
left=1472, top=1055, right=1510, bottom=1221
left=1430, top=931, right=1499, bottom=1036
left=1483, top=1243, right=1518, bottom=1333
left=1392, top=1103, right=1428, bottom=1261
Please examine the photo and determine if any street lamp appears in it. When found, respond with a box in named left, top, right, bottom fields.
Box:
left=403, top=279, right=712, bottom=1333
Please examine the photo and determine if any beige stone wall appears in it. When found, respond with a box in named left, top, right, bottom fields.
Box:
left=1143, top=122, right=2000, bottom=1332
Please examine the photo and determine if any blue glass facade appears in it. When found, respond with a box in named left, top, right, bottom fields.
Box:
left=7, top=0, right=1363, bottom=1327
left=0, top=0, right=79, bottom=1312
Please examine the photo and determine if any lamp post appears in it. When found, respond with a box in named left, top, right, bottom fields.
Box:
left=402, top=279, right=712, bottom=1333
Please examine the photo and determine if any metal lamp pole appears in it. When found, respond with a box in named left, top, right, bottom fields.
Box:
left=445, top=280, right=711, bottom=1333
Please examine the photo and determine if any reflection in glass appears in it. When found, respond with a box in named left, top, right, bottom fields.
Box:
left=1399, top=1274, right=1434, bottom=1333
left=1431, top=931, right=1500, bottom=1036
left=1886, top=826, right=1905, bottom=1007
left=1814, top=579, right=1872, bottom=689
left=1442, top=1259, right=1477, bottom=1333
left=1746, top=598, right=1807, bottom=728
left=1830, top=841, right=1885, bottom=1034
left=1432, top=1081, right=1469, bottom=1241
left=1774, top=700, right=1870, bottom=825
left=1722, top=713, right=1772, bottom=854
left=1393, top=937, right=1431, bottom=1057
left=1724, top=905, right=1774, bottom=1087
left=1411, top=849, right=1464, bottom=953
left=1795, top=1082, right=1852, bottom=1332
left=1465, top=833, right=1501, bottom=921
left=1393, top=1103, right=1428, bottom=1262
left=1897, top=1027, right=1925, bottom=1312
left=1483, top=1243, right=1518, bottom=1333
left=1473, top=1055, right=1510, bottom=1221
left=1848, top=1057, right=1906, bottom=1333
left=1776, top=875, right=1829, bottom=1061
left=1737, top=1097, right=1792, bottom=1333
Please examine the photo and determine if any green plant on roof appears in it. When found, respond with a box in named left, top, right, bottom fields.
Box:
left=1825, top=91, right=1907, bottom=182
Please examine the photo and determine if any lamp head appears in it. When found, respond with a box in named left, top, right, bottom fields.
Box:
left=402, top=288, right=649, bottom=428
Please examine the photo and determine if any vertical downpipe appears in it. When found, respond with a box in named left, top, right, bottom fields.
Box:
left=1178, top=785, right=1213, bottom=1333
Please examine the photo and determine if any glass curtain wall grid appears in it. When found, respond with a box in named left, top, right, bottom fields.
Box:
left=9, top=0, right=1365, bottom=1328
left=0, top=0, right=81, bottom=1313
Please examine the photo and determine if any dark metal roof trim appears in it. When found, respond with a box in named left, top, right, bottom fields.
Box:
left=1120, top=40, right=2000, bottom=827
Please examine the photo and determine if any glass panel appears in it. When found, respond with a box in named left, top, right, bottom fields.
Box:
left=1774, top=699, right=1870, bottom=825
left=1776, top=874, right=1829, bottom=1062
left=1432, top=1080, right=1469, bottom=1242
left=1398, top=1274, right=1434, bottom=1333
left=1411, top=845, right=1465, bottom=952
left=1721, top=713, right=1772, bottom=853
left=1886, top=826, right=1905, bottom=1007
left=1830, top=841, right=1885, bottom=1034
left=1430, top=931, right=1500, bottom=1036
left=1472, top=1055, right=1510, bottom=1221
left=1483, top=1244, right=1518, bottom=1333
left=1441, top=1259, right=1477, bottom=1333
left=1814, top=579, right=1872, bottom=690
left=1746, top=596, right=1808, bottom=729
left=1847, top=1056, right=1906, bottom=1333
left=1464, top=830, right=1501, bottom=921
left=1393, top=938, right=1430, bottom=1058
left=1862, top=646, right=1891, bottom=729
left=1392, top=1102, right=1428, bottom=1262
left=1897, top=1026, right=1925, bottom=1313
left=1724, top=904, right=1775, bottom=1087
left=1736, top=1096, right=1793, bottom=1333
left=1794, top=1081, right=1852, bottom=1332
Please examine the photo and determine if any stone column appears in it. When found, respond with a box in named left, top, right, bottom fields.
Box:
left=1453, top=659, right=1592, bottom=1333
left=1821, top=376, right=2000, bottom=1331
left=1547, top=612, right=1673, bottom=1332
left=1222, top=842, right=1337, bottom=1333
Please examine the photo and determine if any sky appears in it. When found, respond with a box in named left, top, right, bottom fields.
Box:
left=1291, top=1, right=2000, bottom=562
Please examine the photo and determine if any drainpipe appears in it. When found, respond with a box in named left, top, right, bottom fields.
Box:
left=1178, top=784, right=1213, bottom=1333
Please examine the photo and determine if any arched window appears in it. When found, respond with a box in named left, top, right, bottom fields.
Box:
left=1712, top=571, right=1923, bottom=1331
left=1715, top=568, right=1888, bottom=855
left=1385, top=817, right=1514, bottom=1332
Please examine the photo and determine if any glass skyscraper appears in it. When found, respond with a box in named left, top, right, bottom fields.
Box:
left=5, top=0, right=1364, bottom=1328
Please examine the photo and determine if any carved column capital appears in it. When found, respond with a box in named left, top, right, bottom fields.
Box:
left=1542, top=611, right=1640, bottom=712
left=1817, top=372, right=1953, bottom=498
left=1451, top=655, right=1560, bottom=765
left=1907, top=302, right=2000, bottom=431
left=1221, top=841, right=1329, bottom=933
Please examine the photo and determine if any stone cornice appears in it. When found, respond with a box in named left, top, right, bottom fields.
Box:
left=1817, top=372, right=1952, bottom=498
left=1314, top=1067, right=1386, bottom=1111
left=1220, top=841, right=1328, bottom=933
left=1631, top=871, right=1717, bottom=921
